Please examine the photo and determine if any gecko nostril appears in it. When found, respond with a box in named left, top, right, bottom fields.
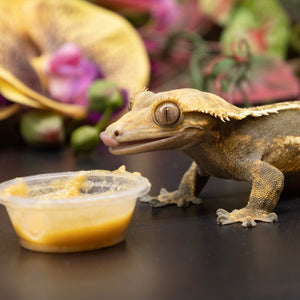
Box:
left=114, top=130, right=120, bottom=137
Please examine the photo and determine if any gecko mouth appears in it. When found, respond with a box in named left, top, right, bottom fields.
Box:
left=100, top=132, right=182, bottom=155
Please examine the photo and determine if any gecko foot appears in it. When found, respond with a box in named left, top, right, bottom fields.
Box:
left=139, top=188, right=202, bottom=208
left=138, top=194, right=169, bottom=207
left=216, top=208, right=278, bottom=228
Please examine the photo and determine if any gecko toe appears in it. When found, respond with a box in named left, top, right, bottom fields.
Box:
left=242, top=217, right=257, bottom=228
left=261, top=212, right=278, bottom=223
left=191, top=197, right=203, bottom=205
left=160, top=188, right=169, bottom=195
left=216, top=209, right=235, bottom=225
left=138, top=194, right=152, bottom=203
left=150, top=198, right=168, bottom=207
left=216, top=208, right=230, bottom=215
left=138, top=194, right=169, bottom=207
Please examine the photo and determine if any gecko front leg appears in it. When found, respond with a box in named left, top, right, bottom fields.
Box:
left=140, top=162, right=209, bottom=207
left=217, top=160, right=284, bottom=227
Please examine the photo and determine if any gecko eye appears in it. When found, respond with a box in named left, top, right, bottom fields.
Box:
left=154, top=101, right=181, bottom=127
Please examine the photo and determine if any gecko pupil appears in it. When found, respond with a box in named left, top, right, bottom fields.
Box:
left=165, top=108, right=169, bottom=122
left=154, top=101, right=181, bottom=127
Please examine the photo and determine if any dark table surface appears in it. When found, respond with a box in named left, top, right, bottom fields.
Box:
left=0, top=143, right=299, bottom=300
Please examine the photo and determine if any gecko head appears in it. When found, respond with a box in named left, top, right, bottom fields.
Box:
left=100, top=89, right=220, bottom=155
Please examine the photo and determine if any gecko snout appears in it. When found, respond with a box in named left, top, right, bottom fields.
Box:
left=112, top=127, right=123, bottom=138
left=104, top=122, right=123, bottom=139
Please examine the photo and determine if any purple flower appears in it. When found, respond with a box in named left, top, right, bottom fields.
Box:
left=44, top=43, right=103, bottom=106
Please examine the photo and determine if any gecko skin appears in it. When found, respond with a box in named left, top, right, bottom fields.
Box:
left=100, top=88, right=300, bottom=227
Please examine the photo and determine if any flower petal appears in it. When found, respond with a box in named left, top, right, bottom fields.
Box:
left=0, top=4, right=86, bottom=119
left=0, top=104, right=20, bottom=120
left=23, top=0, right=150, bottom=95
left=0, top=0, right=150, bottom=119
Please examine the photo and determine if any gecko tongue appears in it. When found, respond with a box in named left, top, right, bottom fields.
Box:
left=100, top=132, right=120, bottom=148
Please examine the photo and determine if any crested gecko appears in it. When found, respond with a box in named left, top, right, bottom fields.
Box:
left=100, top=88, right=300, bottom=227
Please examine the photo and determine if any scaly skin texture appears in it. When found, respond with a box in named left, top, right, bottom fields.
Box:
left=101, top=88, right=300, bottom=227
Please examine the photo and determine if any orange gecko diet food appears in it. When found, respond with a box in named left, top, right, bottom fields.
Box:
left=0, top=167, right=151, bottom=253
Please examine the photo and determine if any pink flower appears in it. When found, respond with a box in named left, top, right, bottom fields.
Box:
left=221, top=58, right=300, bottom=104
left=150, top=0, right=181, bottom=31
left=44, top=43, right=103, bottom=106
left=96, top=0, right=181, bottom=30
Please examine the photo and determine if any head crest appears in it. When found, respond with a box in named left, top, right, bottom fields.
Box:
left=151, top=89, right=300, bottom=121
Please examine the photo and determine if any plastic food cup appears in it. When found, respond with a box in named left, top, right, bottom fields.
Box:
left=0, top=167, right=151, bottom=253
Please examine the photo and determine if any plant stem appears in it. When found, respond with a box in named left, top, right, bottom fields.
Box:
left=95, top=106, right=113, bottom=133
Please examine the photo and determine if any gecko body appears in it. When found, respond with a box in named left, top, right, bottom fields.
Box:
left=101, top=89, right=300, bottom=227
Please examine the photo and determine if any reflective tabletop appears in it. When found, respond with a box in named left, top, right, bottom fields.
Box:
left=0, top=144, right=299, bottom=300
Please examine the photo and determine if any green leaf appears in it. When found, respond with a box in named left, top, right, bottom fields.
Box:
left=221, top=0, right=290, bottom=59
left=199, top=0, right=236, bottom=26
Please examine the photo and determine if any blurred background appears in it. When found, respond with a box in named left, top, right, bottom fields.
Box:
left=0, top=0, right=299, bottom=154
